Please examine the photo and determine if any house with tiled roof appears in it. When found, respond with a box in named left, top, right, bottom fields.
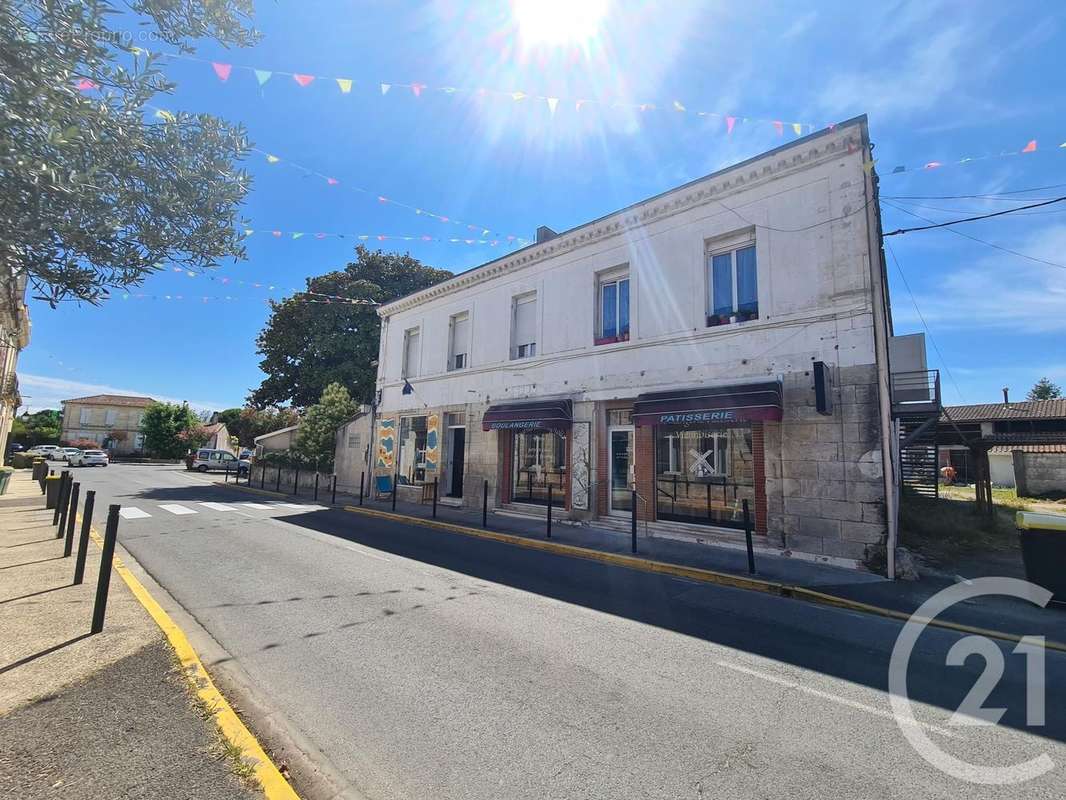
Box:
left=938, top=393, right=1066, bottom=494
left=60, top=394, right=155, bottom=454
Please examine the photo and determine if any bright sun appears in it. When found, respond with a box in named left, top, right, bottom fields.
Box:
left=513, top=0, right=609, bottom=47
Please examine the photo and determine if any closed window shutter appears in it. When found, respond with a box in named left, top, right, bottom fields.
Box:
left=513, top=295, right=536, bottom=351
left=451, top=314, right=470, bottom=365
left=404, top=330, right=420, bottom=377
left=79, top=408, right=90, bottom=425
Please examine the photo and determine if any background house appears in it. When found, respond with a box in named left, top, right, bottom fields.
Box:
left=60, top=394, right=154, bottom=454
left=333, top=407, right=373, bottom=494
left=254, top=424, right=299, bottom=457
left=939, top=397, right=1066, bottom=493
left=200, top=421, right=233, bottom=453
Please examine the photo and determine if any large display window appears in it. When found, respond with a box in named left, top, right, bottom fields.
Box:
left=512, top=429, right=567, bottom=505
left=654, top=425, right=754, bottom=528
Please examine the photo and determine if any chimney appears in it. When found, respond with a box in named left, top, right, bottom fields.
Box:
left=1002, top=387, right=1010, bottom=405
left=535, top=225, right=558, bottom=244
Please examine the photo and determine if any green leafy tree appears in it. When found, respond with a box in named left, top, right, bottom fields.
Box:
left=140, top=401, right=204, bottom=458
left=0, top=1, right=257, bottom=308
left=1027, top=378, right=1063, bottom=401
left=251, top=246, right=453, bottom=408
left=294, top=383, right=357, bottom=470
left=11, top=409, right=61, bottom=445
left=216, top=406, right=300, bottom=447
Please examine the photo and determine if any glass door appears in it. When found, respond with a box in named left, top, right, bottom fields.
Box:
left=608, top=427, right=634, bottom=515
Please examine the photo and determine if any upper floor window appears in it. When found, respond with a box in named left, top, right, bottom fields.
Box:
left=596, top=270, right=630, bottom=345
left=448, top=312, right=470, bottom=371
left=105, top=409, right=117, bottom=425
left=402, top=327, right=421, bottom=378
left=511, top=292, right=537, bottom=360
left=707, top=242, right=758, bottom=327
left=79, top=408, right=91, bottom=425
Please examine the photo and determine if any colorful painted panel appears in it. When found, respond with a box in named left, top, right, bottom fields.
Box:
left=424, top=412, right=440, bottom=471
left=377, top=418, right=395, bottom=469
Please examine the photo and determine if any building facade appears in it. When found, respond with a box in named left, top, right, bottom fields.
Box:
left=0, top=274, right=31, bottom=456
left=371, top=116, right=899, bottom=570
left=333, top=407, right=374, bottom=494
left=60, top=394, right=153, bottom=454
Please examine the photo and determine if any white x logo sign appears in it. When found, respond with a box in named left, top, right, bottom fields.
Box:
left=688, top=448, right=715, bottom=476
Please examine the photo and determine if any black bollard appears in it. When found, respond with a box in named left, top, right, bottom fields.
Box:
left=482, top=479, right=488, bottom=529
left=358, top=472, right=364, bottom=506
left=432, top=477, right=438, bottom=519
left=91, top=505, right=121, bottom=634
left=743, top=499, right=756, bottom=574
left=546, top=485, right=552, bottom=539
left=392, top=472, right=398, bottom=512
left=53, top=471, right=70, bottom=529
left=631, top=490, right=638, bottom=554
left=294, top=466, right=300, bottom=495
left=260, top=465, right=266, bottom=489
left=331, top=475, right=337, bottom=505
left=63, top=482, right=80, bottom=557
left=73, top=490, right=95, bottom=585
left=314, top=472, right=320, bottom=502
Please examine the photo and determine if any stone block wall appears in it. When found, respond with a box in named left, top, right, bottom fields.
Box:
left=764, top=363, right=887, bottom=563
left=1015, top=452, right=1066, bottom=497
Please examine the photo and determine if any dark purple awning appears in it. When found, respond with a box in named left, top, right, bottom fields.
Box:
left=482, top=399, right=573, bottom=432
left=633, top=382, right=783, bottom=427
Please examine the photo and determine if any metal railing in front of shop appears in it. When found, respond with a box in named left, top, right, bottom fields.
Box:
left=654, top=476, right=752, bottom=529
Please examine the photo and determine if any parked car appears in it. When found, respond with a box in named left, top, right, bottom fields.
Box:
left=69, top=449, right=109, bottom=467
left=26, top=444, right=61, bottom=459
left=60, top=447, right=82, bottom=463
left=190, top=448, right=249, bottom=474
left=7, top=442, right=24, bottom=454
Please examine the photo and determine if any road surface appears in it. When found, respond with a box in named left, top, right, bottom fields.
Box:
left=57, top=463, right=1066, bottom=799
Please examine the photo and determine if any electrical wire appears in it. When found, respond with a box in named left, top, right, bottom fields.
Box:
left=884, top=242, right=966, bottom=404
left=881, top=198, right=1066, bottom=216
left=883, top=196, right=1066, bottom=236
left=881, top=199, right=1066, bottom=271
left=709, top=193, right=876, bottom=233
left=882, top=182, right=1066, bottom=201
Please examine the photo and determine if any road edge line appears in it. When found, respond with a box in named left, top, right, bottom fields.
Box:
left=84, top=520, right=301, bottom=800
left=332, top=502, right=1066, bottom=653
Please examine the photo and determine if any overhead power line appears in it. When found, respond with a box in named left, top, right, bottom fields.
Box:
left=883, top=196, right=1066, bottom=236
left=882, top=182, right=1066, bottom=201
left=880, top=199, right=1066, bottom=271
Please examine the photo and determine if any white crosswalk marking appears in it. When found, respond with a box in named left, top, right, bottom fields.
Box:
left=119, top=507, right=151, bottom=519
left=199, top=502, right=236, bottom=512
left=159, top=504, right=197, bottom=516
left=279, top=502, right=315, bottom=509
left=240, top=502, right=273, bottom=510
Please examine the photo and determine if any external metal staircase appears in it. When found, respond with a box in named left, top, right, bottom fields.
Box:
left=890, top=370, right=942, bottom=499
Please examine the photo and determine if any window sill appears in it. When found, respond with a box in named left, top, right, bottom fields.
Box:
left=594, top=333, right=630, bottom=346
left=706, top=312, right=759, bottom=328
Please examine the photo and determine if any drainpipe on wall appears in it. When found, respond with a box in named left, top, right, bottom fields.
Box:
left=861, top=127, right=899, bottom=580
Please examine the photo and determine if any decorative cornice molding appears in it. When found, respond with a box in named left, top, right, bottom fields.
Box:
left=379, top=124, right=865, bottom=317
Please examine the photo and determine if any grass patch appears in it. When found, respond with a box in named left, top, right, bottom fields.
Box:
left=900, top=488, right=1019, bottom=568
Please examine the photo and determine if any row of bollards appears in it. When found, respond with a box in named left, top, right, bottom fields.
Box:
left=45, top=469, right=123, bottom=634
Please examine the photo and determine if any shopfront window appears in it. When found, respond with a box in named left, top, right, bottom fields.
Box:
left=512, top=429, right=567, bottom=505
left=654, top=425, right=754, bottom=529
left=398, top=416, right=428, bottom=484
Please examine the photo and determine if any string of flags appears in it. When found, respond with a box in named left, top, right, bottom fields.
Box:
left=119, top=292, right=365, bottom=305
left=245, top=146, right=530, bottom=244
left=868, top=139, right=1064, bottom=177
left=165, top=267, right=378, bottom=305
left=148, top=49, right=824, bottom=138
left=240, top=228, right=512, bottom=247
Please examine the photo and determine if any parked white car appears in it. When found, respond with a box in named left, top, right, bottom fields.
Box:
left=70, top=449, right=109, bottom=467
left=26, top=444, right=61, bottom=459
left=190, top=448, right=248, bottom=474
left=60, top=447, right=82, bottom=463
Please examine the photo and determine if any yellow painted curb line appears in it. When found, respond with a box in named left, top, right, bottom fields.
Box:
left=85, top=520, right=300, bottom=799
left=335, top=504, right=1066, bottom=654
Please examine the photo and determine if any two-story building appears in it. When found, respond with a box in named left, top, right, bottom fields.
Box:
left=60, top=394, right=154, bottom=454
left=370, top=115, right=904, bottom=574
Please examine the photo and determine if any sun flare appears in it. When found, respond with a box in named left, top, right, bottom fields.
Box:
left=513, top=0, right=609, bottom=48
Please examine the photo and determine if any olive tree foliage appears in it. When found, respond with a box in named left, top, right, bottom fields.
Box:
left=140, top=400, right=204, bottom=458
left=0, top=0, right=258, bottom=310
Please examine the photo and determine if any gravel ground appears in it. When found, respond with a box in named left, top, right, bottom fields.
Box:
left=0, top=639, right=260, bottom=800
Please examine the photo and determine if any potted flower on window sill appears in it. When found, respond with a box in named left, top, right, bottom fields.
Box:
left=706, top=313, right=731, bottom=327
left=736, top=309, right=759, bottom=323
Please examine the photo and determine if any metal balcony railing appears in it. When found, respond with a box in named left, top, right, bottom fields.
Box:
left=890, top=369, right=941, bottom=414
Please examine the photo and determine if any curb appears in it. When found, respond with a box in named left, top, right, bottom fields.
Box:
left=215, top=482, right=1066, bottom=654
left=84, top=518, right=301, bottom=800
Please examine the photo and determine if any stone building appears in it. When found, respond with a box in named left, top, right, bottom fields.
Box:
left=369, top=115, right=908, bottom=574
left=60, top=394, right=153, bottom=454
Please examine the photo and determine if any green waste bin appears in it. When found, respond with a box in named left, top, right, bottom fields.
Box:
left=0, top=468, right=11, bottom=495
left=1017, top=511, right=1066, bottom=603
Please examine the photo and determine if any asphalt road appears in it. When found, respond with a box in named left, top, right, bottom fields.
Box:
left=60, top=464, right=1066, bottom=799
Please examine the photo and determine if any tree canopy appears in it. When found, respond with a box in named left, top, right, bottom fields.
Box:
left=250, top=246, right=453, bottom=408
left=294, top=382, right=357, bottom=469
left=141, top=401, right=205, bottom=458
left=10, top=408, right=61, bottom=445
left=1, top=0, right=257, bottom=308
left=1027, top=378, right=1063, bottom=401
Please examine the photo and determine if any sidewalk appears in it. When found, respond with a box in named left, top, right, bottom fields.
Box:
left=0, top=471, right=261, bottom=799
left=239, top=476, right=1066, bottom=646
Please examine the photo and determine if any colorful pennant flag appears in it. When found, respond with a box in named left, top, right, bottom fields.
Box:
left=254, top=69, right=272, bottom=86
left=336, top=78, right=352, bottom=94
left=211, top=62, right=232, bottom=81
left=380, top=83, right=391, bottom=95
left=293, top=73, right=315, bottom=87
left=1022, top=139, right=1037, bottom=153
left=75, top=78, right=97, bottom=91
left=726, top=116, right=736, bottom=135
left=546, top=97, right=559, bottom=115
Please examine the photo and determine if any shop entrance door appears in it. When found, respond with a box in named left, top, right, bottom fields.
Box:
left=608, top=427, right=634, bottom=515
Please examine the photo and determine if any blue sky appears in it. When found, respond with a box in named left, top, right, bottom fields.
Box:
left=19, top=1, right=1066, bottom=412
